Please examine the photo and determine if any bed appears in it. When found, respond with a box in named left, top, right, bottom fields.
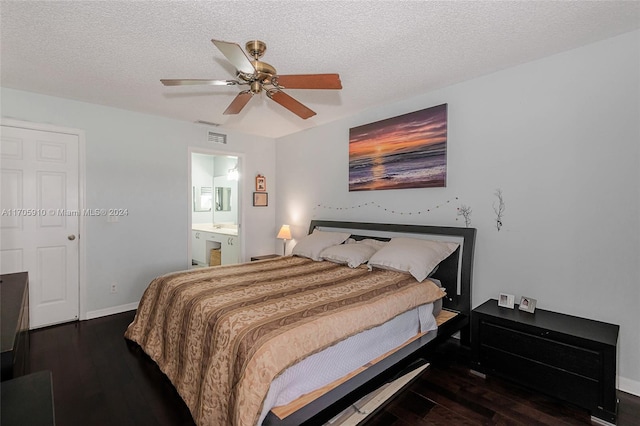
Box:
left=125, top=220, right=476, bottom=426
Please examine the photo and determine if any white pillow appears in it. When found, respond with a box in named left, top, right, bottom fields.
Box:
left=367, top=237, right=459, bottom=282
left=354, top=238, right=388, bottom=250
left=320, top=242, right=379, bottom=268
left=292, top=229, right=351, bottom=261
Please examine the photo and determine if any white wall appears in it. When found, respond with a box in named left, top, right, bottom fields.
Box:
left=0, top=89, right=277, bottom=315
left=276, top=31, right=640, bottom=392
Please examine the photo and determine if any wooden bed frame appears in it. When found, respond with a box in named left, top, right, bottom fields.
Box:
left=263, top=220, right=476, bottom=425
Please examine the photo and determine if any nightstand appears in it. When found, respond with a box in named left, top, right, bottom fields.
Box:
left=471, top=299, right=619, bottom=424
left=250, top=254, right=281, bottom=261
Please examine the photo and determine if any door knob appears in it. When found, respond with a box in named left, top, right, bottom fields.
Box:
left=68, top=234, right=76, bottom=241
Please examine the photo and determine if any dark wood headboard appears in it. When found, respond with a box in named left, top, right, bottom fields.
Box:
left=308, top=220, right=476, bottom=316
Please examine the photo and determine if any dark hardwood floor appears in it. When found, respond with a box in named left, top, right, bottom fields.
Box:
left=27, top=311, right=639, bottom=425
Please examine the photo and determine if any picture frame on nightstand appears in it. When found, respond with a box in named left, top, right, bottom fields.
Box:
left=519, top=296, right=537, bottom=313
left=498, top=293, right=515, bottom=309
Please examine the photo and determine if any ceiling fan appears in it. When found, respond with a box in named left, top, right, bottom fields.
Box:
left=161, top=39, right=342, bottom=119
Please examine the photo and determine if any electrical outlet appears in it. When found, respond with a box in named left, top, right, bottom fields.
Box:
left=110, top=283, right=117, bottom=293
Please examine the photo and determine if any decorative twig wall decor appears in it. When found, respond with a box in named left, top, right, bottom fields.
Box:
left=313, top=197, right=459, bottom=216
left=493, top=189, right=505, bottom=231
left=456, top=204, right=472, bottom=227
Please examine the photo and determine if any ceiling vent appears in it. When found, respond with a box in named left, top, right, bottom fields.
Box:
left=207, top=131, right=227, bottom=144
left=196, top=120, right=220, bottom=126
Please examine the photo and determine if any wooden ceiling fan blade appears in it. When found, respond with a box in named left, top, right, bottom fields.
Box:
left=223, top=91, right=253, bottom=115
left=274, top=74, right=342, bottom=89
left=211, top=39, right=256, bottom=75
left=267, top=90, right=316, bottom=119
left=161, top=79, right=239, bottom=86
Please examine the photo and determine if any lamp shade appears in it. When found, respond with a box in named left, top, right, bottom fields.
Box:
left=277, top=224, right=292, bottom=240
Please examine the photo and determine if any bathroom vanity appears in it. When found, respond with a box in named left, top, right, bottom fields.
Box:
left=192, top=224, right=239, bottom=266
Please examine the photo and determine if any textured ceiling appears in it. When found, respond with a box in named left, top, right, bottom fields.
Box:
left=1, top=1, right=639, bottom=139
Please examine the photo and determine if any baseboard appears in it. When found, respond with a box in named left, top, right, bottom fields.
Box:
left=619, top=376, right=640, bottom=397
left=85, top=301, right=139, bottom=320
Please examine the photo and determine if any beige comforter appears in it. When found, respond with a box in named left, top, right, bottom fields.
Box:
left=124, top=256, right=445, bottom=426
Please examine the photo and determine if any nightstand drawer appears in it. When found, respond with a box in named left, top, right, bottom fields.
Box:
left=481, top=345, right=600, bottom=410
left=480, top=321, right=602, bottom=379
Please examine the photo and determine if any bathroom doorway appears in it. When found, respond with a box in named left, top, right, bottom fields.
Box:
left=189, top=149, right=242, bottom=267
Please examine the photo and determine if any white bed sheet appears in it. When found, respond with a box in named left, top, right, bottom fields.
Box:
left=258, top=303, right=437, bottom=425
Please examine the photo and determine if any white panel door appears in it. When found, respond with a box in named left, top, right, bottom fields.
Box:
left=1, top=125, right=80, bottom=328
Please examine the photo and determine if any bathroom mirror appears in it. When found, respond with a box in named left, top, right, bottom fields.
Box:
left=215, top=187, right=232, bottom=211
left=193, top=186, right=212, bottom=212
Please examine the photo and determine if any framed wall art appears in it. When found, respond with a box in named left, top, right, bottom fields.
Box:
left=348, top=103, right=447, bottom=191
left=255, top=175, right=266, bottom=192
left=253, top=192, right=268, bottom=207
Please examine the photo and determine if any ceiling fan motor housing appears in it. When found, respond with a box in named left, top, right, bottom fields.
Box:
left=250, top=61, right=277, bottom=84
left=244, top=40, right=276, bottom=89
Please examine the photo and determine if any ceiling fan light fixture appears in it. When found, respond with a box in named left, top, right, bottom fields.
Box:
left=250, top=81, right=262, bottom=94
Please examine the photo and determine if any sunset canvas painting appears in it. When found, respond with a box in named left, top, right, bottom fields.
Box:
left=349, top=104, right=447, bottom=191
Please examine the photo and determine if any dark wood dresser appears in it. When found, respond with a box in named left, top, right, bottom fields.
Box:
left=1, top=272, right=30, bottom=381
left=471, top=299, right=619, bottom=424
left=1, top=370, right=55, bottom=425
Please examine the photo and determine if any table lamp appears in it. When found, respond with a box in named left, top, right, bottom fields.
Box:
left=276, top=224, right=292, bottom=255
